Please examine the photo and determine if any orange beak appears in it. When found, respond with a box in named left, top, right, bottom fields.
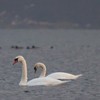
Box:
left=13, top=60, right=18, bottom=65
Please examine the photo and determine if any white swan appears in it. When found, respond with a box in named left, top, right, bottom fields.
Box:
left=34, top=62, right=82, bottom=80
left=13, top=56, right=68, bottom=86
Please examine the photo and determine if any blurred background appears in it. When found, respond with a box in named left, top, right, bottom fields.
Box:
left=0, top=0, right=99, bottom=29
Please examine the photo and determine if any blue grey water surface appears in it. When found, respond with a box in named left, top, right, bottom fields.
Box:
left=0, top=29, right=100, bottom=100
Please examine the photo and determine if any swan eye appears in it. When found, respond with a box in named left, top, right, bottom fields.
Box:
left=14, top=58, right=18, bottom=62
left=34, top=67, right=37, bottom=73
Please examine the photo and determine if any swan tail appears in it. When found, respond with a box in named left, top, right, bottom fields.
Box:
left=75, top=74, right=82, bottom=79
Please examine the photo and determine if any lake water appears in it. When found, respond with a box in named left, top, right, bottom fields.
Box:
left=0, top=29, right=100, bottom=100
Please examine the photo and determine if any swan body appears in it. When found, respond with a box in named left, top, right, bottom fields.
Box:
left=47, top=72, right=82, bottom=79
left=13, top=56, right=68, bottom=86
left=34, top=62, right=82, bottom=80
left=27, top=77, right=67, bottom=86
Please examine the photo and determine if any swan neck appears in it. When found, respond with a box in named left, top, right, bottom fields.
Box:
left=20, top=59, right=28, bottom=85
left=40, top=64, right=46, bottom=77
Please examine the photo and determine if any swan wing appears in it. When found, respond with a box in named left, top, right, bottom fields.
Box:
left=47, top=72, right=82, bottom=80
left=27, top=77, right=68, bottom=86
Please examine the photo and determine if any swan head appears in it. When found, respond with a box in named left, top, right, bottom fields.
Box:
left=34, top=62, right=46, bottom=73
left=13, top=55, right=25, bottom=65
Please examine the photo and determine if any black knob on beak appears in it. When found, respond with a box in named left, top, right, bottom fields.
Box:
left=34, top=67, right=37, bottom=73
